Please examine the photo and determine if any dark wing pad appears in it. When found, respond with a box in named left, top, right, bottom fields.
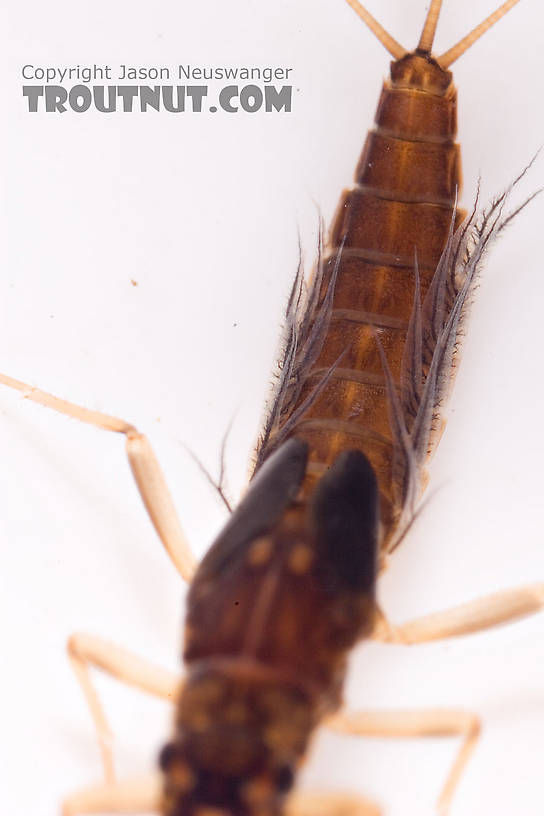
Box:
left=195, top=438, right=309, bottom=582
left=311, top=450, right=379, bottom=594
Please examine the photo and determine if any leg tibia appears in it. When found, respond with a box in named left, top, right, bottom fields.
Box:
left=68, top=633, right=180, bottom=782
left=326, top=708, right=480, bottom=816
left=0, top=372, right=196, bottom=580
left=372, top=584, right=544, bottom=644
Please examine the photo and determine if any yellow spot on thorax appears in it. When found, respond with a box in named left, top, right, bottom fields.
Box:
left=248, top=536, right=273, bottom=566
left=287, top=545, right=314, bottom=574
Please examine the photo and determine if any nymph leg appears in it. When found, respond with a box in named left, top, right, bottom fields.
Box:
left=67, top=633, right=180, bottom=782
left=326, top=708, right=480, bottom=815
left=0, top=373, right=196, bottom=580
left=372, top=584, right=544, bottom=644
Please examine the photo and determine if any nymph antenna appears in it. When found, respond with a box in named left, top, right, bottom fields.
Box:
left=438, top=0, right=521, bottom=68
left=344, top=0, right=407, bottom=59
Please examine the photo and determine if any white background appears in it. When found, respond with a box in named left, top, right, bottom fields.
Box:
left=3, top=1, right=544, bottom=815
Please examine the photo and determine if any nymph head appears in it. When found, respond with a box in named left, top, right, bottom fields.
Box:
left=158, top=668, right=310, bottom=816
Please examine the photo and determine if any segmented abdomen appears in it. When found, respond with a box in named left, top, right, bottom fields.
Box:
left=259, top=74, right=465, bottom=548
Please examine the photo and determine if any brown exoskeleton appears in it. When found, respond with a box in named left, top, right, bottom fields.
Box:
left=3, top=2, right=544, bottom=816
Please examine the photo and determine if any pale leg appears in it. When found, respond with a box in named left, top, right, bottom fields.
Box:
left=63, top=774, right=161, bottom=816
left=326, top=708, right=480, bottom=816
left=372, top=583, right=544, bottom=644
left=0, top=373, right=196, bottom=580
left=67, top=633, right=181, bottom=783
